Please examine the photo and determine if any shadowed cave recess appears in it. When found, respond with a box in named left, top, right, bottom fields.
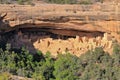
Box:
left=0, top=25, right=108, bottom=57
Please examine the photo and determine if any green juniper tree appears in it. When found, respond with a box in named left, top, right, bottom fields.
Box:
left=53, top=53, right=82, bottom=80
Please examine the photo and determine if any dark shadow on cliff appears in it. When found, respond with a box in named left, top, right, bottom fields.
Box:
left=0, top=13, right=13, bottom=49
left=0, top=22, right=104, bottom=54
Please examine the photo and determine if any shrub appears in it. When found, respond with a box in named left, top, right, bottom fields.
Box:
left=79, top=47, right=119, bottom=80
left=53, top=53, right=82, bottom=80
left=32, top=52, right=55, bottom=80
left=0, top=43, right=120, bottom=79
left=17, top=0, right=24, bottom=5
left=46, top=0, right=78, bottom=4
left=0, top=44, right=16, bottom=73
left=79, top=0, right=93, bottom=4
left=0, top=72, right=11, bottom=80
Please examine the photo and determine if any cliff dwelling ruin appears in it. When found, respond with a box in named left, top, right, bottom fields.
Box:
left=0, top=4, right=120, bottom=57
left=0, top=25, right=113, bottom=57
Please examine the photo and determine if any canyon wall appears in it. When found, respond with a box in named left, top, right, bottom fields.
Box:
left=0, top=3, right=120, bottom=33
left=0, top=3, right=120, bottom=56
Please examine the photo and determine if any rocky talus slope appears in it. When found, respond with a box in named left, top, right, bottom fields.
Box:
left=0, top=3, right=120, bottom=56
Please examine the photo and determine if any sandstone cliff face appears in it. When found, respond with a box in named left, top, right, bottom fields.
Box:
left=0, top=3, right=120, bottom=56
left=0, top=3, right=120, bottom=32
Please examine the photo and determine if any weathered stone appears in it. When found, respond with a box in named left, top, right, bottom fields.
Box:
left=1, top=3, right=119, bottom=57
left=28, top=33, right=113, bottom=57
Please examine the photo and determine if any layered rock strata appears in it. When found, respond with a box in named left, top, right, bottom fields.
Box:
left=0, top=3, right=120, bottom=56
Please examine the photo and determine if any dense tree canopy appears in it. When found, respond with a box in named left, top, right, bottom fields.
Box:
left=0, top=44, right=120, bottom=79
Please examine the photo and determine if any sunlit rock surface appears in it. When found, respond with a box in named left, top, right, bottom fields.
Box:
left=0, top=3, right=120, bottom=56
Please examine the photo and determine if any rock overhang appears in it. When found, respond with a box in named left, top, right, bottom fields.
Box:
left=0, top=4, right=120, bottom=56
